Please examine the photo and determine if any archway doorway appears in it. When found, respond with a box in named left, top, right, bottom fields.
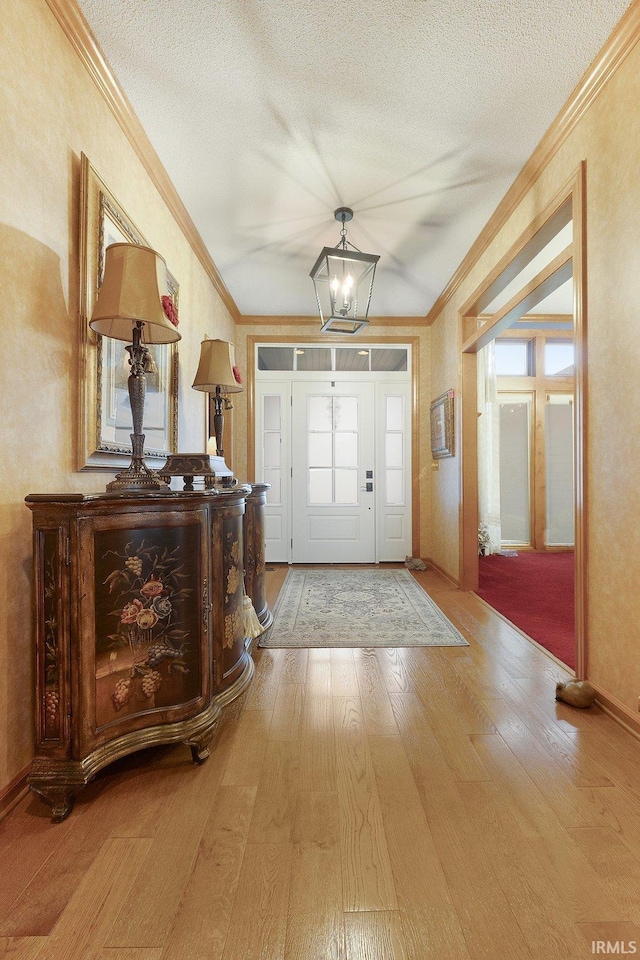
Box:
left=459, top=166, right=586, bottom=675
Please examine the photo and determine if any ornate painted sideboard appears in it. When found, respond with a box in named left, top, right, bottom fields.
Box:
left=243, top=482, right=273, bottom=636
left=25, top=487, right=256, bottom=820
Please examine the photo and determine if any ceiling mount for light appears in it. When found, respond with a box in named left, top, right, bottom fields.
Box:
left=310, top=207, right=379, bottom=335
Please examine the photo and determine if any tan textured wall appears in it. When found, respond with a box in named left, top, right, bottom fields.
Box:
left=233, top=323, right=432, bottom=559
left=0, top=0, right=235, bottom=792
left=428, top=31, right=640, bottom=712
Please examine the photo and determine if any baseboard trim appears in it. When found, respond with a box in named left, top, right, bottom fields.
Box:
left=426, top=558, right=459, bottom=588
left=0, top=764, right=31, bottom=822
left=589, top=682, right=640, bottom=743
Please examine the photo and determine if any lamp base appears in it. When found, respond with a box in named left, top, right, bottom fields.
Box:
left=209, top=455, right=238, bottom=487
left=106, top=433, right=170, bottom=492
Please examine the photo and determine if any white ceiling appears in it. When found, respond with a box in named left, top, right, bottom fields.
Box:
left=77, top=0, right=632, bottom=319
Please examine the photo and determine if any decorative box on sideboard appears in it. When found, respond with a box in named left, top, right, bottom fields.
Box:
left=25, top=487, right=251, bottom=821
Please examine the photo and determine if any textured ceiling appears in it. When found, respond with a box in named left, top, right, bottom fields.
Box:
left=77, top=0, right=632, bottom=318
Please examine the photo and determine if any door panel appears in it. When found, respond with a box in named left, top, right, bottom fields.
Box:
left=292, top=381, right=375, bottom=563
left=256, top=369, right=412, bottom=564
left=376, top=382, right=412, bottom=561
left=255, top=381, right=290, bottom=562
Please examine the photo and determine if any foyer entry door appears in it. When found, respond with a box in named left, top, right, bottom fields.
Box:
left=291, top=381, right=375, bottom=563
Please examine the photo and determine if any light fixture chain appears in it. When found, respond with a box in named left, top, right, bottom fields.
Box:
left=340, top=212, right=348, bottom=249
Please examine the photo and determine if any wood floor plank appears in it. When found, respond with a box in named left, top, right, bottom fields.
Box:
left=269, top=683, right=305, bottom=741
left=480, top=678, right=615, bottom=788
left=373, top=648, right=412, bottom=695
left=354, top=653, right=400, bottom=737
left=299, top=695, right=337, bottom=793
left=551, top=709, right=640, bottom=804
left=456, top=780, right=593, bottom=960
left=568, top=826, right=640, bottom=925
left=333, top=697, right=398, bottom=912
left=33, top=838, right=152, bottom=960
left=103, top=748, right=190, bottom=839
left=404, top=668, right=492, bottom=782
left=524, top=834, right=629, bottom=924
left=344, top=911, right=408, bottom=960
left=243, top=648, right=284, bottom=710
left=99, top=951, right=163, bottom=959
left=384, top=718, right=534, bottom=960
left=247, top=740, right=301, bottom=844
left=478, top=697, right=614, bottom=829
left=387, top=693, right=455, bottom=784
left=159, top=785, right=256, bottom=960
left=411, top=652, right=497, bottom=737
left=305, top=659, right=332, bottom=696
left=0, top=749, right=188, bottom=937
left=105, top=709, right=248, bottom=950
left=220, top=843, right=292, bottom=960
left=265, top=565, right=288, bottom=611
left=330, top=649, right=360, bottom=697
left=0, top=937, right=47, bottom=959
left=451, top=654, right=505, bottom=701
left=284, top=792, right=344, bottom=960
left=584, top=785, right=640, bottom=859
left=8, top=567, right=640, bottom=959
left=469, top=733, right=566, bottom=838
left=281, top=649, right=309, bottom=685
left=367, top=735, right=471, bottom=960
left=220, top=709, right=272, bottom=786
left=0, top=798, right=77, bottom=916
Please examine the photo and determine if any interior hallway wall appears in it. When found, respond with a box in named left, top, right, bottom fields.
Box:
left=0, top=0, right=236, bottom=795
left=428, top=6, right=640, bottom=715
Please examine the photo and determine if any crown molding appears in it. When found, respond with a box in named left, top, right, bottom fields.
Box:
left=46, top=0, right=240, bottom=322
left=238, top=314, right=428, bottom=327
left=424, top=0, right=640, bottom=326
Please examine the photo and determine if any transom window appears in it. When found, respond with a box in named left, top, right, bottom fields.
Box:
left=257, top=345, right=408, bottom=372
left=494, top=341, right=531, bottom=376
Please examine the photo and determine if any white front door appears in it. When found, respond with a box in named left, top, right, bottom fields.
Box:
left=292, top=381, right=375, bottom=563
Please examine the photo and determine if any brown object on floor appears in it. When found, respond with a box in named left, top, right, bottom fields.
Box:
left=555, top=679, right=596, bottom=708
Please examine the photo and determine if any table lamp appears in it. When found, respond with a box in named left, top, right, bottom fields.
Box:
left=89, top=242, right=181, bottom=491
left=192, top=338, right=243, bottom=480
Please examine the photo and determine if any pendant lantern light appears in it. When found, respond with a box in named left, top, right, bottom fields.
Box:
left=309, top=207, right=379, bottom=335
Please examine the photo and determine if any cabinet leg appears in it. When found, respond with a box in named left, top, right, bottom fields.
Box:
left=30, top=784, right=78, bottom=822
left=187, top=722, right=217, bottom=765
left=189, top=743, right=210, bottom=765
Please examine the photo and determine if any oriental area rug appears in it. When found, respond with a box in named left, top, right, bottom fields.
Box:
left=259, top=568, right=469, bottom=649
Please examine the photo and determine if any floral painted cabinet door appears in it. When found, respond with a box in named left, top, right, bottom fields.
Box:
left=79, top=508, right=210, bottom=750
left=26, top=489, right=254, bottom=821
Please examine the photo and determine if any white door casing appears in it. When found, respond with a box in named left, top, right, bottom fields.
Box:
left=255, top=345, right=412, bottom=564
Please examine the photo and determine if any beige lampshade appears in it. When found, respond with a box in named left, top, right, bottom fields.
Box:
left=192, top=339, right=243, bottom=393
left=89, top=243, right=181, bottom=344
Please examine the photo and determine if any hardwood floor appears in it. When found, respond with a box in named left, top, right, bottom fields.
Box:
left=2, top=566, right=640, bottom=959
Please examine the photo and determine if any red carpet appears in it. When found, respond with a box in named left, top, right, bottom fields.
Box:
left=477, top=552, right=575, bottom=668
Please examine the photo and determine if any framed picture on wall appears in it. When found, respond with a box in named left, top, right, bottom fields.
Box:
left=430, top=389, right=455, bottom=458
left=78, top=153, right=179, bottom=469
